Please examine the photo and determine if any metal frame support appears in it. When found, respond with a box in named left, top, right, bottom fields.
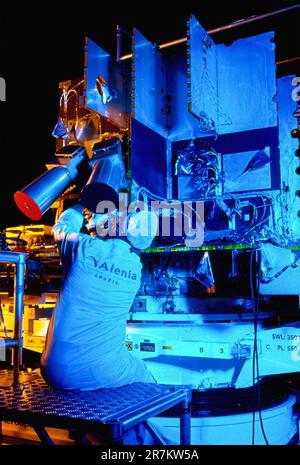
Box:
left=179, top=400, right=191, bottom=445
left=0, top=251, right=26, bottom=381
left=33, top=426, right=55, bottom=445
left=143, top=421, right=166, bottom=445
left=116, top=24, right=122, bottom=63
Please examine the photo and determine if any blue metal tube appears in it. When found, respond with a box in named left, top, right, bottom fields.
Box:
left=80, top=142, right=125, bottom=212
left=14, top=147, right=86, bottom=220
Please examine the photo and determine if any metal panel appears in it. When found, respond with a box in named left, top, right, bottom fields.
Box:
left=84, top=37, right=129, bottom=129
left=131, top=29, right=168, bottom=137
left=222, top=148, right=271, bottom=193
left=188, top=15, right=277, bottom=134
left=187, top=15, right=219, bottom=134
left=131, top=119, right=167, bottom=198
left=216, top=32, right=277, bottom=133
left=167, top=54, right=210, bottom=142
left=172, top=126, right=280, bottom=198
left=277, top=75, right=299, bottom=239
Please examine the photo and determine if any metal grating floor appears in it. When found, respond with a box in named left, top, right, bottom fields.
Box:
left=0, top=369, right=190, bottom=439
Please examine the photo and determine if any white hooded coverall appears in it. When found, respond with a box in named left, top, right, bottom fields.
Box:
left=40, top=205, right=154, bottom=389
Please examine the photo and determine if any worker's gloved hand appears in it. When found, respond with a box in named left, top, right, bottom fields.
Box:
left=126, top=210, right=158, bottom=250
left=85, top=208, right=158, bottom=250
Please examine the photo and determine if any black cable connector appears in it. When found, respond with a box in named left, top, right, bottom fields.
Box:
left=291, top=128, right=300, bottom=139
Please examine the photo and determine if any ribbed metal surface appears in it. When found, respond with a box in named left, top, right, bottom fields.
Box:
left=0, top=370, right=181, bottom=424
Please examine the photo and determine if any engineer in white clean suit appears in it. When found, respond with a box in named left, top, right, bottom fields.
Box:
left=40, top=204, right=158, bottom=390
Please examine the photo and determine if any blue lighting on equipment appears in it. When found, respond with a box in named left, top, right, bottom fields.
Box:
left=10, top=8, right=300, bottom=447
